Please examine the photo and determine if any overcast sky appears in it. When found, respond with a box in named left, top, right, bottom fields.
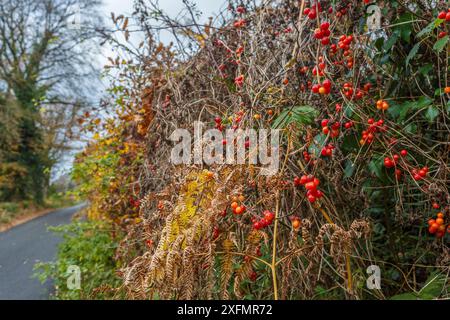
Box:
left=53, top=1, right=226, bottom=181
left=100, top=0, right=226, bottom=63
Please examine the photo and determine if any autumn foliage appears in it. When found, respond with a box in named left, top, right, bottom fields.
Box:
left=72, top=0, right=449, bottom=300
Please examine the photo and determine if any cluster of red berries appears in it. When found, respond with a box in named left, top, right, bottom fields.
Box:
left=428, top=212, right=448, bottom=238
left=383, top=150, right=407, bottom=168
left=411, top=166, right=429, bottom=181
left=303, top=3, right=321, bottom=20
left=437, top=9, right=450, bottom=38
left=314, top=21, right=331, bottom=45
left=360, top=118, right=386, bottom=145
left=437, top=9, right=450, bottom=22
left=337, top=35, right=353, bottom=50
left=312, top=58, right=326, bottom=76
left=214, top=116, right=224, bottom=131
left=252, top=210, right=275, bottom=230
left=312, top=79, right=332, bottom=94
left=294, top=175, right=324, bottom=203
left=321, top=143, right=335, bottom=157
left=321, top=119, right=340, bottom=137
left=342, top=82, right=365, bottom=100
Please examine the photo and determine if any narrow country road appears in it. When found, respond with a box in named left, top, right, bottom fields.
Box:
left=0, top=204, right=85, bottom=300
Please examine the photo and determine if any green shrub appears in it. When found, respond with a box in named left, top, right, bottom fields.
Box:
left=34, top=219, right=122, bottom=299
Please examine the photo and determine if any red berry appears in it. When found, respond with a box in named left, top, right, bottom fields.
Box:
left=304, top=181, right=317, bottom=191
left=438, top=31, right=448, bottom=39
left=400, top=149, right=407, bottom=157
left=320, top=21, right=330, bottom=30
left=263, top=210, right=275, bottom=222
left=438, top=11, right=446, bottom=19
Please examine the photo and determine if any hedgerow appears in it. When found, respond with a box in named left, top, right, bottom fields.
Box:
left=73, top=0, right=449, bottom=299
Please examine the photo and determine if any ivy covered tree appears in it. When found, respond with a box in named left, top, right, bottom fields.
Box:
left=0, top=0, right=104, bottom=203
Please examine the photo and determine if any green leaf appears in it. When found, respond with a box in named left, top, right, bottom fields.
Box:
left=404, top=123, right=417, bottom=134
left=390, top=293, right=418, bottom=300
left=433, top=36, right=448, bottom=53
left=308, top=133, right=327, bottom=157
left=418, top=273, right=446, bottom=299
left=271, top=106, right=318, bottom=129
left=418, top=63, right=432, bottom=75
left=388, top=96, right=433, bottom=122
left=405, top=43, right=420, bottom=66
left=341, top=134, right=359, bottom=152
left=383, top=30, right=399, bottom=51
left=344, top=103, right=354, bottom=118
left=368, top=155, right=384, bottom=179
left=344, top=159, right=355, bottom=178
left=394, top=13, right=414, bottom=43
left=425, top=106, right=439, bottom=122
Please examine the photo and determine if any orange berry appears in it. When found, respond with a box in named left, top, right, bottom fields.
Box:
left=437, top=212, right=444, bottom=219
left=267, top=109, right=273, bottom=115
left=253, top=114, right=261, bottom=120
left=376, top=100, right=383, bottom=109
left=382, top=102, right=389, bottom=110
left=292, top=219, right=301, bottom=229
left=238, top=195, right=245, bottom=202
left=444, top=87, right=450, bottom=94
left=231, top=201, right=238, bottom=209
left=234, top=206, right=243, bottom=214
left=428, top=219, right=436, bottom=226
left=436, top=218, right=444, bottom=225
left=318, top=86, right=326, bottom=94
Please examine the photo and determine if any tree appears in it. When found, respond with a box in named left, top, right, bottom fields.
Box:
left=0, top=0, right=104, bottom=203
